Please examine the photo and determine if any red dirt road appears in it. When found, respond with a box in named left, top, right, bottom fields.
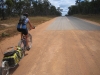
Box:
left=0, top=17, right=100, bottom=75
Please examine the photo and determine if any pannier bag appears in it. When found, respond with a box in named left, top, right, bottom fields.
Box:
left=2, top=48, right=22, bottom=67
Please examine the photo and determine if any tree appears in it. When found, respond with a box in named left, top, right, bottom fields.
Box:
left=68, top=0, right=100, bottom=15
left=6, top=0, right=14, bottom=16
left=1, top=0, right=61, bottom=17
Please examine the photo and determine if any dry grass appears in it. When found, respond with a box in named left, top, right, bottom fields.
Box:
left=0, top=16, right=54, bottom=42
left=73, top=14, right=100, bottom=24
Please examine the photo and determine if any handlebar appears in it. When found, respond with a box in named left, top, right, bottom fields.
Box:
left=28, top=26, right=35, bottom=31
left=33, top=26, right=35, bottom=29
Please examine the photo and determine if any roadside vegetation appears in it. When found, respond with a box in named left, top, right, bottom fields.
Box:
left=0, top=16, right=54, bottom=42
left=73, top=14, right=100, bottom=24
left=0, top=0, right=61, bottom=20
left=0, top=0, right=61, bottom=42
left=66, top=0, right=100, bottom=24
left=68, top=0, right=100, bottom=15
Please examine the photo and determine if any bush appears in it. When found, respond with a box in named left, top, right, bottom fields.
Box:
left=1, top=32, right=10, bottom=37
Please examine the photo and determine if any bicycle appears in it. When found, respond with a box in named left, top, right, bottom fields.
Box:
left=0, top=33, right=32, bottom=75
left=0, top=27, right=35, bottom=75
left=0, top=46, right=24, bottom=75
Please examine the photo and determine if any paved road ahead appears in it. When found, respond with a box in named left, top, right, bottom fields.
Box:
left=47, top=16, right=100, bottom=30
left=0, top=16, right=100, bottom=75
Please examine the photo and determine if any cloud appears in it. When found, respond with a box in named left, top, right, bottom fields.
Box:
left=49, top=0, right=75, bottom=15
left=49, top=0, right=75, bottom=8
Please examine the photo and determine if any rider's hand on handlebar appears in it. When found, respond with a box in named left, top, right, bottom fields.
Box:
left=32, top=26, right=35, bottom=29
left=29, top=26, right=35, bottom=30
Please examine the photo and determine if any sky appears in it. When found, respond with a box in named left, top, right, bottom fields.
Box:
left=49, top=0, right=76, bottom=16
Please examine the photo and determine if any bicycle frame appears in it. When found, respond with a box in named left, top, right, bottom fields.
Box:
left=18, top=33, right=32, bottom=53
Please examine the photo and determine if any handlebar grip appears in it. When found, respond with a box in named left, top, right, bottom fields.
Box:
left=33, top=26, right=35, bottom=29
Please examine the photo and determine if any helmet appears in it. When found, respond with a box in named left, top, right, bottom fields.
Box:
left=23, top=13, right=28, bottom=17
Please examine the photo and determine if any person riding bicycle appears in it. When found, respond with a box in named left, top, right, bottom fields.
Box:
left=17, top=13, right=34, bottom=50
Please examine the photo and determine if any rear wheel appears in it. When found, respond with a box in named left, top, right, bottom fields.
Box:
left=0, top=67, right=2, bottom=75
left=18, top=40, right=25, bottom=57
left=1, top=61, right=9, bottom=75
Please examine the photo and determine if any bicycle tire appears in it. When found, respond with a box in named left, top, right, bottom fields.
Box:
left=1, top=61, right=9, bottom=75
left=27, top=33, right=32, bottom=49
left=18, top=40, right=26, bottom=49
left=18, top=40, right=25, bottom=57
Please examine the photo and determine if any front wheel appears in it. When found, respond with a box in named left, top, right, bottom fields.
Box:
left=27, top=33, right=32, bottom=49
left=1, top=61, right=9, bottom=75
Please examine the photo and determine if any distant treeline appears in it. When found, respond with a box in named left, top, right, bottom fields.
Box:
left=0, top=0, right=62, bottom=19
left=68, top=0, right=100, bottom=15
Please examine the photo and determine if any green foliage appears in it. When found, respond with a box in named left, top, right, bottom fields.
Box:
left=5, top=0, right=14, bottom=17
left=68, top=0, right=100, bottom=15
left=6, top=0, right=13, bottom=7
left=32, top=0, right=61, bottom=16
left=1, top=0, right=61, bottom=17
left=1, top=32, right=10, bottom=37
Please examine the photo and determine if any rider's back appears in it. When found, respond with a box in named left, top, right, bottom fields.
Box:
left=17, top=15, right=29, bottom=29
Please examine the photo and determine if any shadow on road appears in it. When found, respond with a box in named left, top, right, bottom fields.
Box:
left=9, top=64, right=19, bottom=75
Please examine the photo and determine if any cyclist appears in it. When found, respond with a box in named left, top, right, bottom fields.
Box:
left=17, top=13, right=34, bottom=50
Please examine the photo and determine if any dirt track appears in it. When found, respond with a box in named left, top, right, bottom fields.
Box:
left=0, top=17, right=100, bottom=75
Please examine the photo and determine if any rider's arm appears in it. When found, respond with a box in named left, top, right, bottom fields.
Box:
left=28, top=20, right=35, bottom=29
left=28, top=20, right=33, bottom=29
